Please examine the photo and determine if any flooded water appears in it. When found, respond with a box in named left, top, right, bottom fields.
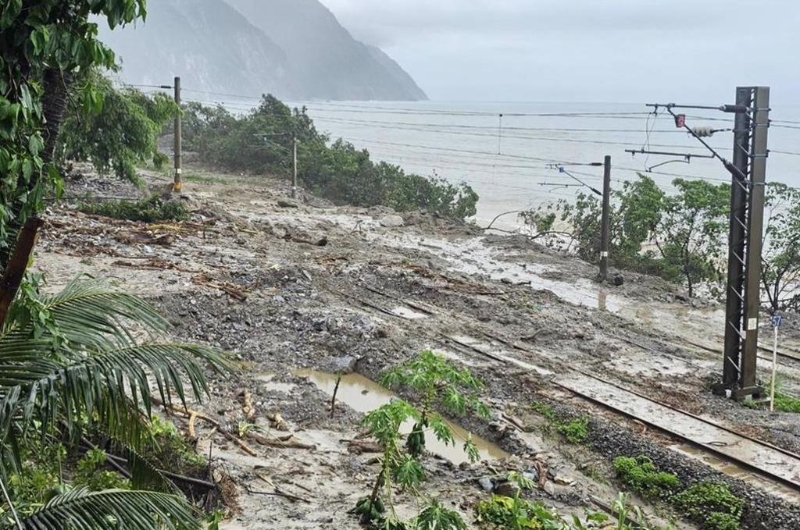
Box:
left=296, top=369, right=509, bottom=464
left=370, top=233, right=624, bottom=313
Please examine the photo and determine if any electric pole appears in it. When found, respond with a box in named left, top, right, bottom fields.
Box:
left=739, top=86, right=770, bottom=399
left=599, top=155, right=612, bottom=282
left=292, top=135, right=298, bottom=199
left=173, top=76, right=182, bottom=193
left=629, top=87, right=771, bottom=401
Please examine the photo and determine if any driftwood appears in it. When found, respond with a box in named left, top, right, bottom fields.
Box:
left=248, top=431, right=315, bottom=450
left=344, top=439, right=382, bottom=454
left=254, top=474, right=311, bottom=504
left=155, top=399, right=258, bottom=457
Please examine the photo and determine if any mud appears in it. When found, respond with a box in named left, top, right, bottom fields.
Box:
left=32, top=163, right=800, bottom=529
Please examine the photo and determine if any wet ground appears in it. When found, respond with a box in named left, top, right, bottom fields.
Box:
left=32, top=164, right=800, bottom=529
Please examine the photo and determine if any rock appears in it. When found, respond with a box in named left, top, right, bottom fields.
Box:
left=379, top=215, right=405, bottom=227
left=493, top=479, right=519, bottom=497
left=277, top=199, right=299, bottom=209
left=612, top=275, right=624, bottom=286
left=543, top=481, right=556, bottom=496
left=478, top=477, right=495, bottom=492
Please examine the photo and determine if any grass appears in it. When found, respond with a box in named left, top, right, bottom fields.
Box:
left=674, top=482, right=744, bottom=530
left=773, top=392, right=800, bottom=413
left=612, top=456, right=681, bottom=499
left=530, top=401, right=589, bottom=444
left=612, top=454, right=744, bottom=530
left=79, top=194, right=189, bottom=223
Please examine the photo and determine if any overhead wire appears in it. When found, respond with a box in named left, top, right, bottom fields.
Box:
left=163, top=86, right=800, bottom=196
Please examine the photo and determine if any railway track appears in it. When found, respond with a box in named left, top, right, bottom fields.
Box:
left=324, top=281, right=800, bottom=503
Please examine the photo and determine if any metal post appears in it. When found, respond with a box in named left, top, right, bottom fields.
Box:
left=770, top=323, right=779, bottom=411
left=738, top=86, right=770, bottom=398
left=292, top=135, right=298, bottom=199
left=599, top=155, right=612, bottom=282
left=718, top=88, right=752, bottom=394
left=173, top=76, right=182, bottom=193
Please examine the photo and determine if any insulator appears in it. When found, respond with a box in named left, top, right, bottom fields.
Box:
left=691, top=126, right=716, bottom=138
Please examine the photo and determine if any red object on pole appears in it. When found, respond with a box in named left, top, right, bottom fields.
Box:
left=675, top=114, right=686, bottom=128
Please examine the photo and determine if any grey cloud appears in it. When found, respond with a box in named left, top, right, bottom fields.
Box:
left=320, top=0, right=798, bottom=103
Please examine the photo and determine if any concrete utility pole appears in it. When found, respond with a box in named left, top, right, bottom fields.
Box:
left=292, top=135, right=298, bottom=199
left=599, top=155, right=612, bottom=282
left=173, top=76, right=182, bottom=193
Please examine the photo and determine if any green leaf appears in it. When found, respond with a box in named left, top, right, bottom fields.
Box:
left=3, top=487, right=202, bottom=530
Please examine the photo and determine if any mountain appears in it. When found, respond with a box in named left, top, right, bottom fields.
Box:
left=98, top=0, right=426, bottom=101
left=222, top=0, right=427, bottom=101
left=99, top=0, right=294, bottom=99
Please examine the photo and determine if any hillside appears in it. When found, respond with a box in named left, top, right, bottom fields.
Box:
left=223, top=0, right=427, bottom=100
left=98, top=0, right=426, bottom=101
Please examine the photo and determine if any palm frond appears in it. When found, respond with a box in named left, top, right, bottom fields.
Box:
left=1, top=487, right=202, bottom=530
left=33, top=277, right=172, bottom=350
left=109, top=438, right=180, bottom=494
left=0, top=343, right=227, bottom=474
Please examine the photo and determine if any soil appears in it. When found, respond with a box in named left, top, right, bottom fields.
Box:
left=32, top=163, right=800, bottom=529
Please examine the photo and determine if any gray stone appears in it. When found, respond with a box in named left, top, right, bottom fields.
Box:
left=379, top=215, right=405, bottom=227
left=477, top=477, right=494, bottom=492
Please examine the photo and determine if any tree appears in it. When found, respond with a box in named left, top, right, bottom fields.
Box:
left=521, top=174, right=666, bottom=272
left=653, top=179, right=730, bottom=298
left=0, top=278, right=225, bottom=528
left=762, top=183, right=800, bottom=313
left=0, top=0, right=147, bottom=263
left=182, top=98, right=480, bottom=220
left=58, top=70, right=177, bottom=184
left=380, top=351, right=489, bottom=460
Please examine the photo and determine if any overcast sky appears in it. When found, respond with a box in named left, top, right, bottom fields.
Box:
left=320, top=0, right=797, bottom=105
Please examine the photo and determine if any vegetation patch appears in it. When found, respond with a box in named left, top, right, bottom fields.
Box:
left=475, top=485, right=653, bottom=530
left=355, top=351, right=490, bottom=529
left=79, top=194, right=189, bottom=223
left=182, top=97, right=479, bottom=220
left=612, top=456, right=681, bottom=499
left=674, top=482, right=744, bottom=530
left=773, top=391, right=800, bottom=413
left=530, top=401, right=590, bottom=444
left=612, top=453, right=743, bottom=530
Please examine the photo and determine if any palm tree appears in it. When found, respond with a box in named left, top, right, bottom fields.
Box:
left=0, top=277, right=228, bottom=529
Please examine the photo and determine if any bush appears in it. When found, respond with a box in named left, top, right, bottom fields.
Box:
left=673, top=482, right=744, bottom=530
left=612, top=456, right=681, bottom=499
left=79, top=195, right=189, bottom=223
left=59, top=70, right=178, bottom=185
left=556, top=417, right=589, bottom=444
left=182, top=96, right=478, bottom=220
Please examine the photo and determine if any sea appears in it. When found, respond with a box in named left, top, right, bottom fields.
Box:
left=282, top=101, right=800, bottom=230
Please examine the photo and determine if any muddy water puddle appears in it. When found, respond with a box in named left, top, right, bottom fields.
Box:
left=296, top=369, right=509, bottom=464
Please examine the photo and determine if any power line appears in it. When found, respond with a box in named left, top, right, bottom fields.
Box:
left=770, top=149, right=800, bottom=156
left=312, top=117, right=722, bottom=151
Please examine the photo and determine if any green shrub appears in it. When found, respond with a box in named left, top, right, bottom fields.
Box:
left=773, top=392, right=800, bottom=413
left=612, top=456, right=681, bottom=499
left=182, top=97, right=479, bottom=220
left=79, top=195, right=189, bottom=223
left=674, top=482, right=744, bottom=530
left=59, top=70, right=178, bottom=185
left=556, top=417, right=589, bottom=444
